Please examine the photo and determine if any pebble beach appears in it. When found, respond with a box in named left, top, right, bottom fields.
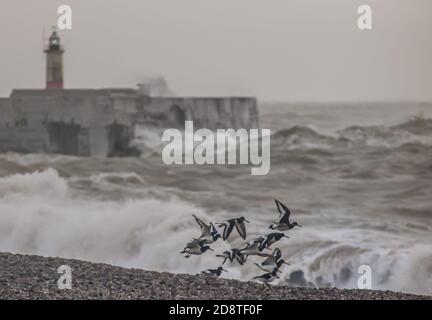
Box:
left=0, top=252, right=428, bottom=300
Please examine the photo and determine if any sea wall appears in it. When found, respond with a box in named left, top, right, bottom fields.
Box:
left=0, top=127, right=49, bottom=153
left=0, top=89, right=259, bottom=156
left=139, top=97, right=259, bottom=130
left=0, top=90, right=137, bottom=156
left=0, top=98, right=12, bottom=127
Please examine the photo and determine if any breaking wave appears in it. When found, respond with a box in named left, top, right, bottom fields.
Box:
left=1, top=113, right=432, bottom=296
left=0, top=169, right=226, bottom=273
left=0, top=169, right=431, bottom=295
left=272, top=117, right=432, bottom=151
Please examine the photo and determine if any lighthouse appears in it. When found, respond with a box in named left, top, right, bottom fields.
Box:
left=44, top=29, right=64, bottom=89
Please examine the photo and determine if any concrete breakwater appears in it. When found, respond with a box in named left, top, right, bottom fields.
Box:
left=0, top=89, right=258, bottom=157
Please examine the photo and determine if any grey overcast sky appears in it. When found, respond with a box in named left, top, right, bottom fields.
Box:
left=0, top=0, right=431, bottom=102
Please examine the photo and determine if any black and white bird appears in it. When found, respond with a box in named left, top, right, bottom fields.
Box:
left=201, top=266, right=227, bottom=278
left=255, top=259, right=290, bottom=273
left=182, top=200, right=303, bottom=279
left=216, top=249, right=246, bottom=265
left=254, top=247, right=287, bottom=270
left=181, top=239, right=214, bottom=258
left=217, top=217, right=250, bottom=240
left=269, top=199, right=302, bottom=231
left=240, top=237, right=271, bottom=257
left=253, top=268, right=280, bottom=285
left=192, top=214, right=221, bottom=244
left=267, top=247, right=283, bottom=262
left=258, top=232, right=289, bottom=251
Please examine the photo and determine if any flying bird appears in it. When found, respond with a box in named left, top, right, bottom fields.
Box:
left=192, top=214, right=221, bottom=244
left=256, top=247, right=285, bottom=268
left=240, top=237, right=271, bottom=257
left=217, top=217, right=250, bottom=240
left=182, top=200, right=304, bottom=281
left=201, top=266, right=227, bottom=278
left=259, top=232, right=289, bottom=251
left=181, top=239, right=214, bottom=258
left=269, top=199, right=302, bottom=231
left=253, top=268, right=280, bottom=285
left=254, top=259, right=290, bottom=273
left=216, top=249, right=246, bottom=265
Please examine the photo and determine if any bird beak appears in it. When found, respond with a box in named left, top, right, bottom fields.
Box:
left=284, top=262, right=291, bottom=266
left=245, top=219, right=250, bottom=223
left=283, top=235, right=290, bottom=239
left=298, top=224, right=303, bottom=228
left=276, top=276, right=280, bottom=279
left=209, top=248, right=214, bottom=251
left=222, top=269, right=228, bottom=272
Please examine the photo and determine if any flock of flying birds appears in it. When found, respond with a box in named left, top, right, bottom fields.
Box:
left=180, top=199, right=302, bottom=285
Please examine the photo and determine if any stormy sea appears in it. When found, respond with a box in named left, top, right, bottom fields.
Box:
left=1, top=103, right=431, bottom=296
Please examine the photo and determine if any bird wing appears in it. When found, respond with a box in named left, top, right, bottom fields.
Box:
left=254, top=263, right=270, bottom=272
left=258, top=236, right=271, bottom=251
left=185, top=239, right=200, bottom=249
left=216, top=252, right=229, bottom=264
left=273, top=248, right=282, bottom=260
left=261, top=255, right=276, bottom=266
left=274, top=199, right=291, bottom=220
left=186, top=238, right=206, bottom=250
left=235, top=221, right=247, bottom=240
left=240, top=240, right=256, bottom=252
left=248, top=237, right=264, bottom=246
left=223, top=222, right=235, bottom=240
left=202, top=269, right=216, bottom=275
left=278, top=211, right=291, bottom=225
left=235, top=252, right=246, bottom=265
left=210, top=223, right=220, bottom=237
left=257, top=272, right=271, bottom=280
left=193, top=214, right=211, bottom=237
left=217, top=223, right=227, bottom=240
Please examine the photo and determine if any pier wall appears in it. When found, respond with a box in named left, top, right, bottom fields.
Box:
left=0, top=89, right=259, bottom=156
